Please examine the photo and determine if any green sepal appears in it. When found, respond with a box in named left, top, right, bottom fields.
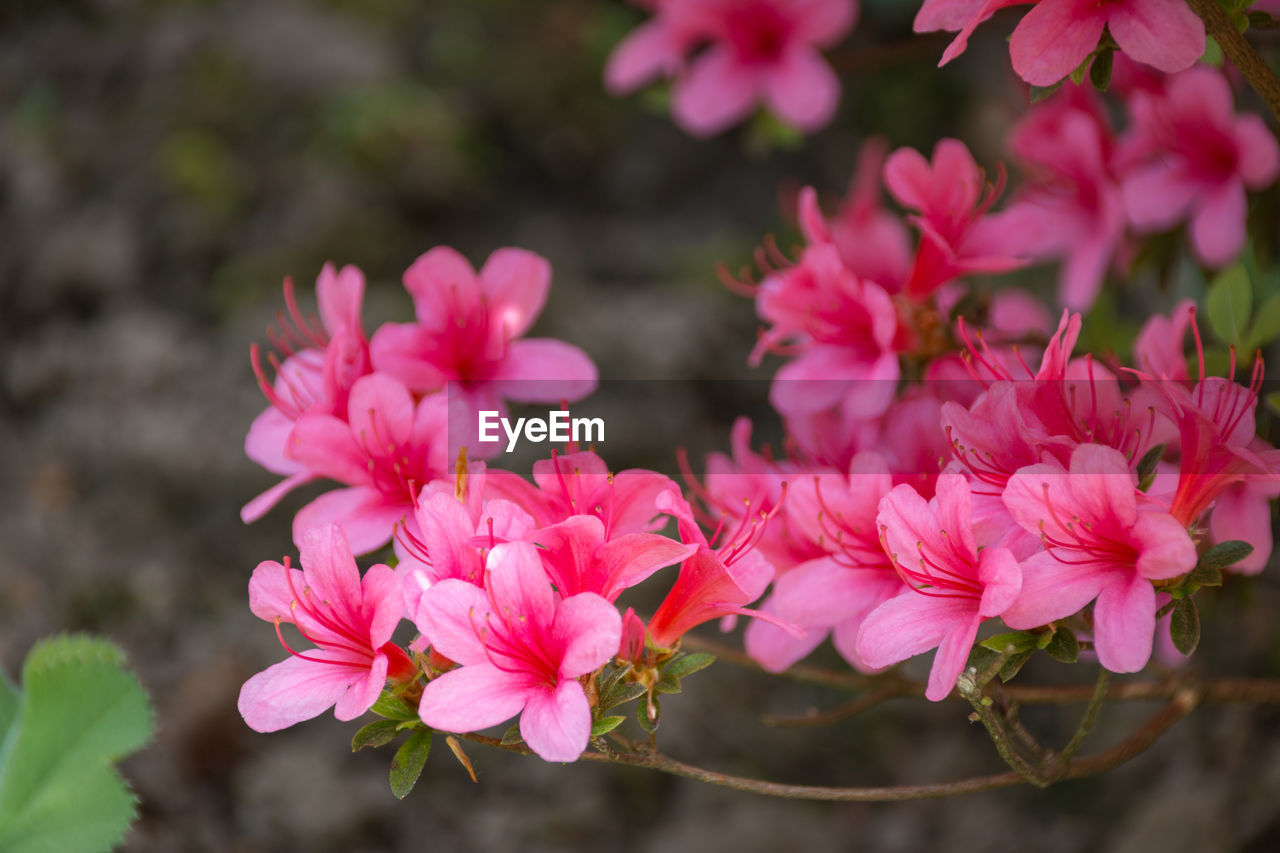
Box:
left=1170, top=598, right=1201, bottom=657
left=389, top=729, right=433, bottom=800
left=590, top=716, right=626, bottom=737
left=352, top=720, right=401, bottom=752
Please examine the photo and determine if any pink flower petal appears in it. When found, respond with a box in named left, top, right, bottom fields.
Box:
left=1122, top=163, right=1198, bottom=232
left=248, top=560, right=306, bottom=623
left=855, top=591, right=973, bottom=672
left=486, top=542, right=556, bottom=631
left=315, top=262, right=365, bottom=337
left=1009, top=0, right=1106, bottom=87
left=763, top=46, right=840, bottom=131
left=1093, top=572, right=1156, bottom=672
left=241, top=470, right=317, bottom=524
left=520, top=679, right=591, bottom=762
left=671, top=44, right=760, bottom=138
left=927, top=612, right=981, bottom=701
left=478, top=248, right=551, bottom=339
left=292, top=487, right=404, bottom=556
left=289, top=414, right=370, bottom=486
left=605, top=19, right=685, bottom=95
left=415, top=578, right=492, bottom=665
left=416, top=492, right=484, bottom=585
left=403, top=246, right=478, bottom=323
left=361, top=563, right=407, bottom=648
left=347, top=374, right=414, bottom=450
left=296, top=523, right=364, bottom=628
left=1131, top=511, right=1197, bottom=580
left=793, top=0, right=858, bottom=47
left=333, top=652, right=388, bottom=721
left=552, top=592, right=622, bottom=679
left=246, top=406, right=304, bottom=475
left=1108, top=0, right=1203, bottom=74
left=238, top=654, right=363, bottom=733
left=1000, top=550, right=1106, bottom=629
left=1189, top=180, right=1246, bottom=268
left=596, top=532, right=696, bottom=598
left=368, top=322, right=451, bottom=392
left=418, top=663, right=541, bottom=732
left=488, top=339, right=598, bottom=403
left=1236, top=115, right=1280, bottom=188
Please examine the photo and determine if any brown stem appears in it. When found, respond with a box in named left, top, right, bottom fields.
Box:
left=455, top=684, right=1202, bottom=802
left=1187, top=0, right=1280, bottom=122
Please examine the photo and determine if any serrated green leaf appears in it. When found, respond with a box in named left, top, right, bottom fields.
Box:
left=352, top=720, right=401, bottom=753
left=0, top=634, right=155, bottom=853
left=1187, top=564, right=1224, bottom=588
left=1044, top=629, right=1080, bottom=664
left=1089, top=49, right=1113, bottom=92
left=590, top=716, right=626, bottom=737
left=1207, top=264, right=1252, bottom=346
left=662, top=653, right=715, bottom=680
left=978, top=631, right=1039, bottom=655
left=1170, top=598, right=1201, bottom=656
left=1247, top=291, right=1280, bottom=351
left=370, top=692, right=417, bottom=721
left=1198, top=540, right=1255, bottom=570
left=389, top=729, right=432, bottom=800
left=600, top=681, right=647, bottom=710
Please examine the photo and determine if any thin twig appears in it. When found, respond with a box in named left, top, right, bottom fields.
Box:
left=1057, top=669, right=1111, bottom=769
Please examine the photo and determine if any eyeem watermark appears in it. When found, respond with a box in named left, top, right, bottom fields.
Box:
left=478, top=410, right=604, bottom=452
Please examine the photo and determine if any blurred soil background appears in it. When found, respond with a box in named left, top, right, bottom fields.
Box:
left=3, top=1, right=1280, bottom=850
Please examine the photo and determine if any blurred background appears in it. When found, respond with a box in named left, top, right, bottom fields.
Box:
left=3, top=1, right=1280, bottom=850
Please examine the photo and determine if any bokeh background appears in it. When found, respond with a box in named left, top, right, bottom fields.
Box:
left=4, top=1, right=1280, bottom=850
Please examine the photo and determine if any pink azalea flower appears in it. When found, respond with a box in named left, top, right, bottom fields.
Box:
left=884, top=139, right=1027, bottom=299
left=369, top=246, right=597, bottom=446
left=1122, top=67, right=1280, bottom=267
left=242, top=264, right=371, bottom=523
left=238, top=523, right=413, bottom=732
left=1133, top=299, right=1196, bottom=382
left=646, top=489, right=788, bottom=648
left=1209, top=477, right=1280, bottom=575
left=604, top=1, right=705, bottom=95
left=993, top=88, right=1126, bottom=310
left=1001, top=444, right=1197, bottom=672
left=530, top=514, right=695, bottom=602
left=287, top=373, right=451, bottom=555
left=415, top=541, right=621, bottom=762
left=745, top=451, right=904, bottom=672
left=917, top=0, right=1204, bottom=86
left=669, top=0, right=858, bottom=136
left=484, top=449, right=677, bottom=537
left=856, top=473, right=1022, bottom=701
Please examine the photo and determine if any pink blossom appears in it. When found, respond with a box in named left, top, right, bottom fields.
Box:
left=238, top=523, right=413, bottom=732
left=369, top=246, right=597, bottom=444
left=415, top=542, right=621, bottom=762
left=1133, top=299, right=1195, bottom=382
left=531, top=514, right=695, bottom=602
left=994, top=88, right=1126, bottom=310
left=243, top=264, right=371, bottom=522
left=1001, top=444, right=1196, bottom=672
left=917, top=1, right=1204, bottom=87
left=287, top=374, right=451, bottom=555
left=669, top=0, right=858, bottom=136
left=856, top=473, right=1022, bottom=701
left=605, top=2, right=705, bottom=94
left=1210, top=477, right=1280, bottom=575
left=1122, top=68, right=1280, bottom=267
left=484, top=449, right=677, bottom=537
left=745, top=452, right=904, bottom=672
left=646, top=490, right=785, bottom=648
left=884, top=139, right=1026, bottom=299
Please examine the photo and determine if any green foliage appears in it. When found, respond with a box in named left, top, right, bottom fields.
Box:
left=369, top=692, right=418, bottom=721
left=351, top=720, right=401, bottom=753
left=1044, top=629, right=1080, bottom=664
left=0, top=635, right=155, bottom=853
left=662, top=652, right=715, bottom=680
left=389, top=729, right=432, bottom=800
left=1136, top=444, right=1165, bottom=493
left=1206, top=264, right=1252, bottom=347
left=1197, top=540, right=1255, bottom=571
left=590, top=716, right=626, bottom=737
left=1170, top=598, right=1201, bottom=656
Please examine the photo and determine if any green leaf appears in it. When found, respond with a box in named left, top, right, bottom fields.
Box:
left=999, top=650, right=1034, bottom=683
left=369, top=692, right=417, bottom=721
left=600, top=681, right=647, bottom=711
left=1187, top=564, right=1224, bottom=589
left=1029, top=81, right=1064, bottom=103
left=500, top=723, right=524, bottom=746
left=351, top=720, right=401, bottom=753
left=1170, top=598, right=1201, bottom=656
left=662, top=653, right=715, bottom=680
left=653, top=674, right=682, bottom=695
left=1197, top=540, right=1255, bottom=570
left=1088, top=49, right=1113, bottom=92
left=0, top=674, right=17, bottom=748
left=1267, top=390, right=1280, bottom=417
left=0, top=635, right=155, bottom=853
left=1136, top=443, right=1166, bottom=493
left=1044, top=629, right=1080, bottom=664
left=978, top=631, right=1039, bottom=655
left=590, top=716, right=626, bottom=737
left=1247, top=291, right=1280, bottom=351
left=389, top=729, right=432, bottom=800
left=636, top=696, right=660, bottom=734
left=1203, top=35, right=1224, bottom=67
left=1206, top=264, right=1252, bottom=346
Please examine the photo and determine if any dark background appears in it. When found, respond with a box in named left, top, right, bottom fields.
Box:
left=3, top=1, right=1280, bottom=850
